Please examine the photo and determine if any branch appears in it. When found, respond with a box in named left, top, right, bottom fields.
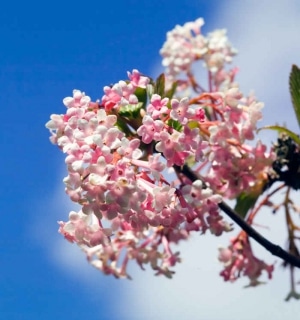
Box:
left=174, top=164, right=300, bottom=268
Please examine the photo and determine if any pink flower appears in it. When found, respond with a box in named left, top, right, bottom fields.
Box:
left=58, top=210, right=112, bottom=246
left=155, top=131, right=190, bottom=166
left=127, top=69, right=150, bottom=88
left=170, top=97, right=194, bottom=124
left=219, top=233, right=274, bottom=286
left=117, top=138, right=142, bottom=160
left=137, top=115, right=165, bottom=144
left=160, top=18, right=207, bottom=79
left=63, top=89, right=91, bottom=109
left=102, top=81, right=137, bottom=111
left=147, top=94, right=169, bottom=119
left=204, top=29, right=237, bottom=73
left=152, top=185, right=176, bottom=212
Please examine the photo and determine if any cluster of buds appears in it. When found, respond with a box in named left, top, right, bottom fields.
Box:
left=46, top=18, right=274, bottom=283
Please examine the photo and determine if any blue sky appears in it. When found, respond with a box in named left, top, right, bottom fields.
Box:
left=1, top=1, right=300, bottom=319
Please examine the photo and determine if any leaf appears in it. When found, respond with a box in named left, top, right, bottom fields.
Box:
left=257, top=125, right=300, bottom=145
left=187, top=120, right=199, bottom=130
left=234, top=192, right=260, bottom=219
left=167, top=118, right=182, bottom=131
left=154, top=73, right=166, bottom=97
left=118, top=102, right=144, bottom=118
left=289, top=64, right=300, bottom=128
left=116, top=117, right=131, bottom=136
left=134, top=87, right=148, bottom=109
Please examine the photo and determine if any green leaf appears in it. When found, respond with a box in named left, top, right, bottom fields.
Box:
left=134, top=87, right=148, bottom=109
left=187, top=120, right=199, bottom=130
left=257, top=125, right=300, bottom=145
left=154, top=73, right=166, bottom=97
left=116, top=117, right=131, bottom=136
left=119, top=102, right=144, bottom=118
left=234, top=192, right=260, bottom=219
left=167, top=118, right=182, bottom=131
left=289, top=64, right=300, bottom=128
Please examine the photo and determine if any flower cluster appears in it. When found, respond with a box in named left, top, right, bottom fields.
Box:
left=160, top=17, right=237, bottom=88
left=46, top=70, right=231, bottom=277
left=160, top=19, right=274, bottom=199
left=203, top=89, right=274, bottom=199
left=46, top=18, right=275, bottom=284
left=218, top=232, right=274, bottom=287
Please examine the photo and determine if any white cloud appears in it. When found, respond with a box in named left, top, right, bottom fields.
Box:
left=125, top=2, right=300, bottom=320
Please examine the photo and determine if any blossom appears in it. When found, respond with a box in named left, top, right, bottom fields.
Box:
left=160, top=18, right=236, bottom=87
left=155, top=131, right=190, bottom=166
left=137, top=115, right=165, bottom=144
left=46, top=17, right=277, bottom=286
left=101, top=69, right=147, bottom=111
left=102, top=81, right=136, bottom=111
left=204, top=29, right=237, bottom=72
left=146, top=94, right=169, bottom=120
left=170, top=97, right=195, bottom=124
left=160, top=18, right=207, bottom=80
left=58, top=210, right=112, bottom=246
left=127, top=69, right=150, bottom=88
left=219, top=232, right=274, bottom=286
left=63, top=89, right=91, bottom=109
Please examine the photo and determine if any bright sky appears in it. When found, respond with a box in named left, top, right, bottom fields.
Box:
left=1, top=1, right=300, bottom=319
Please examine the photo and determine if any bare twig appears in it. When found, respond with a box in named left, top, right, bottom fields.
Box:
left=174, top=164, right=300, bottom=269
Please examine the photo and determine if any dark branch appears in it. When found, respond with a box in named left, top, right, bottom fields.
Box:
left=174, top=164, right=300, bottom=268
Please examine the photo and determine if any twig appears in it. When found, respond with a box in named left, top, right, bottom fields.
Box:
left=174, top=164, right=300, bottom=268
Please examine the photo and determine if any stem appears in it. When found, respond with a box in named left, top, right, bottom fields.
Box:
left=187, top=71, right=206, bottom=93
left=246, top=183, right=285, bottom=224
left=174, top=164, right=300, bottom=269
